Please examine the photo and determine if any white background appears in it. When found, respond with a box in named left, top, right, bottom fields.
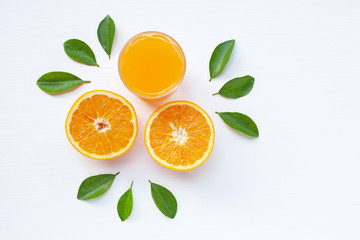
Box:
left=1, top=0, right=360, bottom=239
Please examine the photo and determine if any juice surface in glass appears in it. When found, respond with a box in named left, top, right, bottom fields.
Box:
left=119, top=31, right=186, bottom=99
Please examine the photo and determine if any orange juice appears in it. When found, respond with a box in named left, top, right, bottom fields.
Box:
left=119, top=31, right=186, bottom=98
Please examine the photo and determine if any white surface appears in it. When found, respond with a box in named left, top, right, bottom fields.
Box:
left=1, top=0, right=360, bottom=239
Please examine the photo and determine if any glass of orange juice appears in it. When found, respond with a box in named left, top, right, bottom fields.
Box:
left=118, top=31, right=186, bottom=99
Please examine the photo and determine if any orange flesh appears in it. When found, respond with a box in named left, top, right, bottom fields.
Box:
left=119, top=32, right=185, bottom=98
left=69, top=94, right=134, bottom=156
left=149, top=104, right=211, bottom=166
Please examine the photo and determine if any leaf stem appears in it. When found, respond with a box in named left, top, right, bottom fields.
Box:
left=84, top=80, right=91, bottom=83
left=209, top=78, right=212, bottom=82
left=212, top=93, right=218, bottom=96
left=148, top=180, right=152, bottom=184
left=115, top=172, right=120, bottom=176
left=215, top=112, right=220, bottom=115
left=130, top=181, right=134, bottom=188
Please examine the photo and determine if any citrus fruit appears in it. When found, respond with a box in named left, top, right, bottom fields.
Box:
left=65, top=90, right=138, bottom=160
left=145, top=101, right=215, bottom=171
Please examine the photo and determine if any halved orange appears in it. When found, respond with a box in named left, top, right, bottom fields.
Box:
left=145, top=101, right=215, bottom=171
left=65, top=90, right=138, bottom=160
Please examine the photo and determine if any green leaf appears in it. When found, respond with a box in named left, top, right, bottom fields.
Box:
left=216, top=112, right=259, bottom=137
left=64, top=39, right=99, bottom=66
left=77, top=172, right=119, bottom=200
left=213, top=75, right=254, bottom=98
left=209, top=39, right=235, bottom=81
left=97, top=15, right=115, bottom=58
left=149, top=180, right=177, bottom=219
left=117, top=181, right=134, bottom=221
left=36, top=71, right=90, bottom=94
